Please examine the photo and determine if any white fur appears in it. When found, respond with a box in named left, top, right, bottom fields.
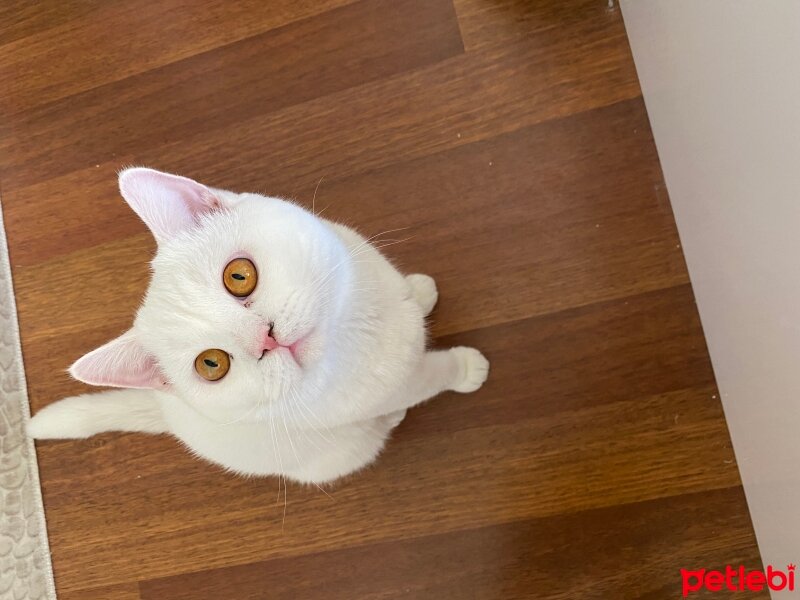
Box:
left=29, top=169, right=489, bottom=484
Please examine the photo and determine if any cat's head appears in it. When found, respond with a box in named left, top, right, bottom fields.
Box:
left=69, top=168, right=352, bottom=419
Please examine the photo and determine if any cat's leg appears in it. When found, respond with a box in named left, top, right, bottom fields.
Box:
left=28, top=389, right=168, bottom=439
left=406, top=273, right=438, bottom=316
left=411, top=347, right=489, bottom=396
left=376, top=347, right=489, bottom=418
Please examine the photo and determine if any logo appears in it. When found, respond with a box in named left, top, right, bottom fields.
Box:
left=682, top=564, right=795, bottom=596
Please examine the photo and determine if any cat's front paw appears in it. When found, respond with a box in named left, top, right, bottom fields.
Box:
left=450, top=347, right=490, bottom=393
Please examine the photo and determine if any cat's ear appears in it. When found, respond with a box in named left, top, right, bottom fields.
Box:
left=118, top=167, right=221, bottom=244
left=69, top=330, right=168, bottom=389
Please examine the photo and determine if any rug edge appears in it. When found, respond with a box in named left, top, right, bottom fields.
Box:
left=0, top=198, right=58, bottom=600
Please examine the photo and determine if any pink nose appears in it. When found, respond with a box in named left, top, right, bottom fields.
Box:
left=261, top=329, right=279, bottom=352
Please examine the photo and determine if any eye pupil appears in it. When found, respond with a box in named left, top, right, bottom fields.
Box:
left=232, top=273, right=245, bottom=281
left=204, top=359, right=218, bottom=368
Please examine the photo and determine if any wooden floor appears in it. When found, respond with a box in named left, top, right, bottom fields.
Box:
left=0, top=1, right=764, bottom=598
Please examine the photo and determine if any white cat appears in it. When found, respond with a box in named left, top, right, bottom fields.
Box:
left=28, top=168, right=489, bottom=484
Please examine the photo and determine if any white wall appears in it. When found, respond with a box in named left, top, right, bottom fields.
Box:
left=621, top=0, right=800, bottom=588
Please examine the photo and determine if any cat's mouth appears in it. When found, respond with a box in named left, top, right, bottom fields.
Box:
left=257, top=332, right=310, bottom=367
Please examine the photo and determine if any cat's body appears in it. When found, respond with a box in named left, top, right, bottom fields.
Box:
left=28, top=169, right=489, bottom=484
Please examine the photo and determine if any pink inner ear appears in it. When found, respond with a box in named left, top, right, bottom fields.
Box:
left=118, top=167, right=219, bottom=244
left=69, top=331, right=167, bottom=390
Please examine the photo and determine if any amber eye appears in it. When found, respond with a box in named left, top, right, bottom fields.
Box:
left=194, top=349, right=230, bottom=381
left=223, top=257, right=257, bottom=297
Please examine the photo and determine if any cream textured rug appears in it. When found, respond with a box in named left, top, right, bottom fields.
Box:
left=0, top=202, right=56, bottom=599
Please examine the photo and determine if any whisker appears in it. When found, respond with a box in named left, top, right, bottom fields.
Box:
left=215, top=400, right=259, bottom=426
left=295, top=394, right=336, bottom=439
left=311, top=176, right=325, bottom=216
left=267, top=403, right=284, bottom=506
left=305, top=227, right=414, bottom=302
left=309, top=226, right=411, bottom=292
left=371, top=236, right=416, bottom=250
left=285, top=388, right=335, bottom=502
left=291, top=389, right=336, bottom=444
left=286, top=388, right=327, bottom=450
left=314, top=483, right=335, bottom=501
left=276, top=397, right=297, bottom=529
left=279, top=394, right=303, bottom=470
left=283, top=477, right=288, bottom=529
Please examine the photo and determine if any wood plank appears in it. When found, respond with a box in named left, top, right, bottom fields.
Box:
left=0, top=0, right=357, bottom=113
left=138, top=486, right=760, bottom=600
left=0, top=1, right=107, bottom=46
left=60, top=583, right=140, bottom=600
left=0, top=0, right=464, bottom=193
left=454, top=0, right=616, bottom=52
left=1, top=7, right=639, bottom=244
left=35, top=286, right=741, bottom=592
